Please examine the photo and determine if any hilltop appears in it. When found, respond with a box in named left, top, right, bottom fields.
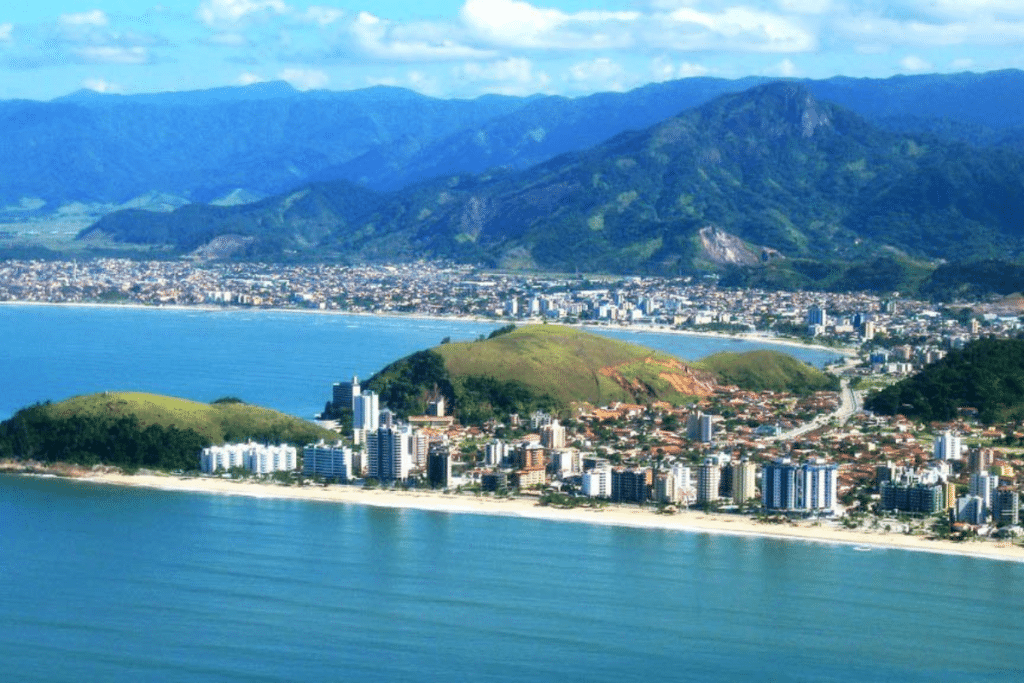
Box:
left=365, top=325, right=835, bottom=424
left=0, top=392, right=337, bottom=471
left=866, top=338, right=1024, bottom=423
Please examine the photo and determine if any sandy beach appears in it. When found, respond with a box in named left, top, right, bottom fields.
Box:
left=65, top=471, right=1024, bottom=563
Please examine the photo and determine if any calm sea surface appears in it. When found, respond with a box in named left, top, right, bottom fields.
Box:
left=0, top=304, right=840, bottom=421
left=2, top=475, right=1023, bottom=682
left=6, top=304, right=1012, bottom=682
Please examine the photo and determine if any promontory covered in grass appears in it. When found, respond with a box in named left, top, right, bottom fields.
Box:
left=0, top=392, right=336, bottom=471
left=365, top=324, right=836, bottom=423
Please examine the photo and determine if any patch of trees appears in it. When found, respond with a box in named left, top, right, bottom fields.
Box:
left=866, top=337, right=1024, bottom=423
left=0, top=404, right=210, bottom=472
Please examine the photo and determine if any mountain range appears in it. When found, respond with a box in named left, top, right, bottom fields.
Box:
left=78, top=81, right=1024, bottom=288
left=7, top=70, right=1024, bottom=294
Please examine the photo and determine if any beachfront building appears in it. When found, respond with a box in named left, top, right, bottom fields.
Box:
left=879, top=480, right=944, bottom=514
left=697, top=459, right=721, bottom=505
left=762, top=458, right=838, bottom=514
left=582, top=466, right=612, bottom=498
left=731, top=460, right=757, bottom=506
left=366, top=425, right=413, bottom=483
left=352, top=390, right=379, bottom=443
left=426, top=442, right=451, bottom=488
left=200, top=442, right=297, bottom=475
left=303, top=441, right=353, bottom=482
left=611, top=467, right=651, bottom=503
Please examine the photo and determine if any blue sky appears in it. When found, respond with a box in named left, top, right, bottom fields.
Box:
left=2, top=0, right=1023, bottom=100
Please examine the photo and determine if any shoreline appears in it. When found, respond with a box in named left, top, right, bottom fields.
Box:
left=0, top=299, right=851, bottom=358
left=28, top=470, right=1024, bottom=564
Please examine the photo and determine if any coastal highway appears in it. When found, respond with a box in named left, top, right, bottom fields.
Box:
left=766, top=376, right=861, bottom=443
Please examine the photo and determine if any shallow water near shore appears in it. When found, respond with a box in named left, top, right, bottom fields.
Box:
left=2, top=474, right=1022, bottom=682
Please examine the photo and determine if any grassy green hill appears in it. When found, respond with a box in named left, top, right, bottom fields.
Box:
left=0, top=392, right=337, bottom=470
left=696, top=350, right=839, bottom=394
left=365, top=324, right=836, bottom=423
left=42, top=392, right=337, bottom=444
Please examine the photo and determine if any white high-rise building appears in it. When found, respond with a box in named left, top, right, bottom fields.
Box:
left=969, top=471, right=999, bottom=518
left=762, top=457, right=838, bottom=513
left=366, top=425, right=413, bottom=482
left=485, top=439, right=508, bottom=467
left=200, top=442, right=296, bottom=475
left=541, top=420, right=566, bottom=449
left=353, top=391, right=380, bottom=431
left=933, top=431, right=962, bottom=461
left=303, top=441, right=353, bottom=481
left=582, top=467, right=612, bottom=498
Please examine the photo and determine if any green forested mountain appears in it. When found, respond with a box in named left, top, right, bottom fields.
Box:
left=81, top=82, right=1024, bottom=287
left=0, top=392, right=336, bottom=470
left=866, top=338, right=1024, bottom=423
left=364, top=324, right=836, bottom=424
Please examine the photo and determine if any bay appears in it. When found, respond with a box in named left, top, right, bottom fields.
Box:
left=0, top=304, right=839, bottom=421
left=1, top=474, right=1021, bottom=682
left=0, top=304, right=1018, bottom=682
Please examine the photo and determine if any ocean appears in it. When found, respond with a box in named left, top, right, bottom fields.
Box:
left=2, top=474, right=1022, bottom=682
left=5, top=304, right=1017, bottom=682
left=0, top=304, right=839, bottom=421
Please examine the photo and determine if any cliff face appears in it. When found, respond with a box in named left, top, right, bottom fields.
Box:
left=699, top=226, right=781, bottom=266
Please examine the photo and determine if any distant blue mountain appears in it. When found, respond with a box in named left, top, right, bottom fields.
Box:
left=5, top=70, right=1024, bottom=214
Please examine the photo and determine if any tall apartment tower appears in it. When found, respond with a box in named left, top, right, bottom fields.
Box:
left=332, top=375, right=359, bottom=413
left=731, top=460, right=757, bottom=506
left=353, top=390, right=380, bottom=432
left=426, top=443, right=452, bottom=489
left=541, top=420, right=566, bottom=449
left=366, top=425, right=413, bottom=483
left=807, top=306, right=828, bottom=327
left=697, top=459, right=721, bottom=505
left=933, top=431, right=962, bottom=461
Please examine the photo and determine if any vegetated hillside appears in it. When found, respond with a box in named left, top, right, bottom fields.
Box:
left=0, top=392, right=337, bottom=470
left=82, top=82, right=1024, bottom=287
left=365, top=325, right=717, bottom=423
left=695, top=350, right=839, bottom=394
left=364, top=324, right=838, bottom=424
left=866, top=338, right=1024, bottom=423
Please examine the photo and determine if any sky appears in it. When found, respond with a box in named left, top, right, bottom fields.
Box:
left=2, top=0, right=1024, bottom=100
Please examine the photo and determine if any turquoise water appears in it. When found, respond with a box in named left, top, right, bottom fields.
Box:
left=2, top=474, right=1022, bottom=682
left=0, top=304, right=839, bottom=421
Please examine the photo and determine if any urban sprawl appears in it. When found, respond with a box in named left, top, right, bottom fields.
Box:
left=6, top=258, right=1024, bottom=541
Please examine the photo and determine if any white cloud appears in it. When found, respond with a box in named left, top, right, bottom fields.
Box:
left=568, top=57, right=628, bottom=90
left=949, top=57, right=975, bottom=70
left=278, top=67, right=328, bottom=89
left=0, top=23, right=12, bottom=41
left=900, top=55, right=932, bottom=71
left=456, top=57, right=551, bottom=94
left=659, top=6, right=816, bottom=52
left=237, top=71, right=266, bottom=85
left=82, top=78, right=121, bottom=93
left=302, top=6, right=344, bottom=26
left=651, top=56, right=709, bottom=81
left=460, top=0, right=638, bottom=50
left=198, top=0, right=289, bottom=27
left=75, top=46, right=150, bottom=64
left=59, top=10, right=109, bottom=28
left=352, top=11, right=495, bottom=61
